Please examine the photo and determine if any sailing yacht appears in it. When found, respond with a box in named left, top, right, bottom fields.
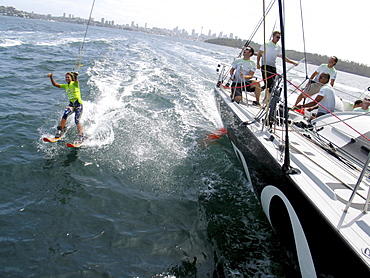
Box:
left=213, top=0, right=370, bottom=277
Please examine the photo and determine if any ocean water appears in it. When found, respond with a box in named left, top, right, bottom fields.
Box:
left=1, top=16, right=369, bottom=278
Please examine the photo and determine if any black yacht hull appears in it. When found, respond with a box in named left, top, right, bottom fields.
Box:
left=214, top=86, right=370, bottom=277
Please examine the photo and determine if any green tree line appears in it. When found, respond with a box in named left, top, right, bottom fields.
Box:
left=206, top=38, right=370, bottom=78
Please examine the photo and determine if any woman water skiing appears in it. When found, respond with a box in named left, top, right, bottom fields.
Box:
left=47, top=72, right=85, bottom=142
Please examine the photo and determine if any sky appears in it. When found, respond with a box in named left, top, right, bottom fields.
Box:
left=2, top=0, right=370, bottom=66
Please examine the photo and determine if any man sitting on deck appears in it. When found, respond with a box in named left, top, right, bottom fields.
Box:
left=354, top=98, right=370, bottom=112
left=293, top=56, right=338, bottom=108
left=296, top=72, right=335, bottom=118
left=229, top=46, right=262, bottom=105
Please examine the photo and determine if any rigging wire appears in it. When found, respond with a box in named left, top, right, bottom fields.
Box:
left=261, top=0, right=270, bottom=130
left=271, top=18, right=278, bottom=38
left=357, top=87, right=370, bottom=100
left=238, top=0, right=276, bottom=56
left=262, top=0, right=267, bottom=91
left=73, top=0, right=96, bottom=72
left=299, top=0, right=309, bottom=79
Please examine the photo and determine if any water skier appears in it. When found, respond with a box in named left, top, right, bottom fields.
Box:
left=47, top=72, right=85, bottom=142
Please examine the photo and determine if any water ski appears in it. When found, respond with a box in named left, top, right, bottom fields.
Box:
left=43, top=129, right=67, bottom=143
left=66, top=142, right=83, bottom=148
left=43, top=137, right=63, bottom=143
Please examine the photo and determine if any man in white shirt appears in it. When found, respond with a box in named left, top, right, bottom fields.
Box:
left=296, top=72, right=335, bottom=117
left=354, top=98, right=370, bottom=112
left=230, top=46, right=262, bottom=105
left=257, top=31, right=297, bottom=93
left=294, top=56, right=338, bottom=107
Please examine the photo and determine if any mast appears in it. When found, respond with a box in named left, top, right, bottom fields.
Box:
left=278, top=0, right=291, bottom=172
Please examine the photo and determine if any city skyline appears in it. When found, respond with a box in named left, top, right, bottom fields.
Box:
left=1, top=5, right=240, bottom=42
left=54, top=11, right=239, bottom=40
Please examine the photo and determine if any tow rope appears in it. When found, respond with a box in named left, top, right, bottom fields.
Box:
left=73, top=0, right=96, bottom=72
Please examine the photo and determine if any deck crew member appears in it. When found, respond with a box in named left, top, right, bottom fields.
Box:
left=294, top=56, right=338, bottom=107
left=296, top=72, right=335, bottom=117
left=257, top=31, right=297, bottom=94
left=354, top=98, right=370, bottom=112
left=230, top=46, right=262, bottom=105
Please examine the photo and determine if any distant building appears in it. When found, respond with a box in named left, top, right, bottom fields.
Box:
left=0, top=5, right=245, bottom=45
